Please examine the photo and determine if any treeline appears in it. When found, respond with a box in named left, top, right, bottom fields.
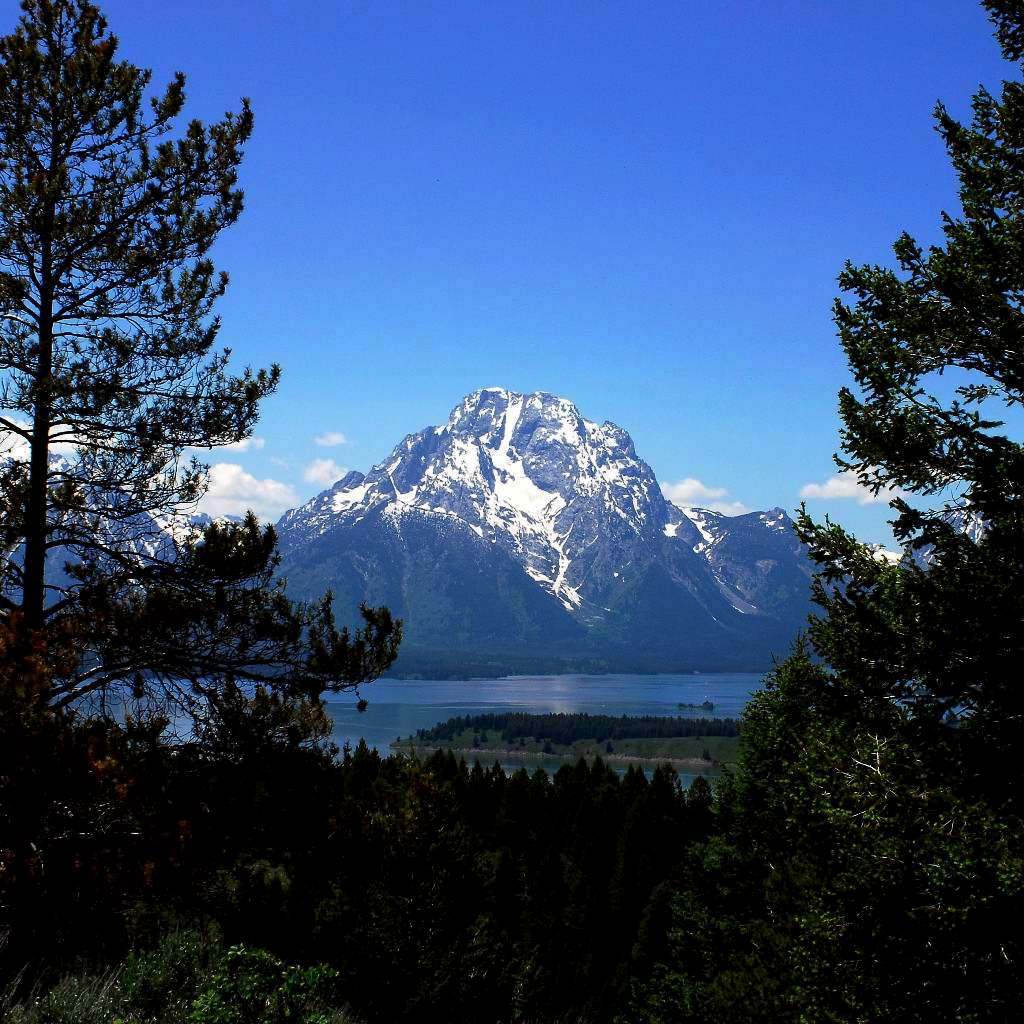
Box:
left=1, top=704, right=712, bottom=1024
left=416, top=712, right=740, bottom=745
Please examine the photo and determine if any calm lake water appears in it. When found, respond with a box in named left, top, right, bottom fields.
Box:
left=325, top=672, right=765, bottom=784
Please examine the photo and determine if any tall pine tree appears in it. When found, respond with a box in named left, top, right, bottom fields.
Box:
left=629, top=3, right=1024, bottom=1020
left=0, top=0, right=400, bottom=716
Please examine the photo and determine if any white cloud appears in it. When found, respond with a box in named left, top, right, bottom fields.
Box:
left=703, top=499, right=749, bottom=516
left=661, top=477, right=750, bottom=516
left=0, top=419, right=86, bottom=461
left=0, top=417, right=30, bottom=462
left=800, top=470, right=901, bottom=506
left=314, top=431, right=348, bottom=448
left=662, top=478, right=727, bottom=502
left=303, top=457, right=345, bottom=487
left=220, top=436, right=266, bottom=452
left=199, top=462, right=299, bottom=520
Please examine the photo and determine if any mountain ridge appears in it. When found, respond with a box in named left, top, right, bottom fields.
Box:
left=275, top=388, right=815, bottom=676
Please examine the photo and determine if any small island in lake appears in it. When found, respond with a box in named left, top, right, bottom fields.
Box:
left=393, top=711, right=740, bottom=771
left=678, top=700, right=715, bottom=711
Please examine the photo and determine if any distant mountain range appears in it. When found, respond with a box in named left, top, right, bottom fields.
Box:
left=275, top=388, right=815, bottom=677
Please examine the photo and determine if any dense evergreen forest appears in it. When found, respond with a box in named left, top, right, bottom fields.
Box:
left=3, top=0, right=1024, bottom=1021
left=3, top=720, right=712, bottom=1022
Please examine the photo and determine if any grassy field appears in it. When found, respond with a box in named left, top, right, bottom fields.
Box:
left=393, top=728, right=739, bottom=768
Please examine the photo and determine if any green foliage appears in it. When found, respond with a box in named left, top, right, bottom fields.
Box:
left=0, top=0, right=400, bottom=974
left=116, top=931, right=221, bottom=1023
left=195, top=683, right=337, bottom=763
left=401, top=725, right=738, bottom=767
left=1, top=933, right=356, bottom=1024
left=186, top=946, right=342, bottom=1024
left=625, top=3, right=1024, bottom=1021
left=629, top=653, right=1024, bottom=1023
left=0, top=0, right=401, bottom=716
left=797, top=0, right=1024, bottom=743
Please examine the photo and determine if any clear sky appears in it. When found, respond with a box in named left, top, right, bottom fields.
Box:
left=74, top=0, right=1011, bottom=542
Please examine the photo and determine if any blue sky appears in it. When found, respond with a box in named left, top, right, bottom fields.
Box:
left=85, top=0, right=1011, bottom=542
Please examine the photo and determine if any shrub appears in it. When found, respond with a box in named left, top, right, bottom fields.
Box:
left=187, top=945, right=343, bottom=1024
left=118, top=930, right=221, bottom=1023
left=0, top=935, right=354, bottom=1024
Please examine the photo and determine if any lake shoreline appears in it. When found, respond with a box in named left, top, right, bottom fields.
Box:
left=325, top=672, right=763, bottom=760
left=391, top=741, right=726, bottom=773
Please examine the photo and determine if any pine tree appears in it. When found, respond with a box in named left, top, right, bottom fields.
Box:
left=795, top=0, right=1024, bottom=789
left=743, top=0, right=1024, bottom=1015
left=0, top=0, right=400, bottom=715
left=629, top=4, right=1024, bottom=1020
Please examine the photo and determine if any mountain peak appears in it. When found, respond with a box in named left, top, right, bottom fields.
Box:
left=283, top=388, right=665, bottom=610
left=278, top=389, right=806, bottom=621
left=275, top=388, right=816, bottom=672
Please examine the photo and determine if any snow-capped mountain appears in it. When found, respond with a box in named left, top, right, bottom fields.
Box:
left=281, top=389, right=673, bottom=614
left=276, top=388, right=815, bottom=675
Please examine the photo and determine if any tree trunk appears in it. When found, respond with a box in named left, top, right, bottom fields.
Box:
left=22, top=270, right=53, bottom=631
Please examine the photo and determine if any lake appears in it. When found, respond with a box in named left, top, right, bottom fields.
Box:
left=325, top=671, right=765, bottom=783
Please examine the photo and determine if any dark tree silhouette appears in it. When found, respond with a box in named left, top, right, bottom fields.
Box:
left=626, top=5, right=1024, bottom=1021
left=0, top=0, right=400, bottom=716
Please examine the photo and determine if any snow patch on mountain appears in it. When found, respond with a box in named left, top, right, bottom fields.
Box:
left=684, top=507, right=725, bottom=553
left=759, top=508, right=790, bottom=532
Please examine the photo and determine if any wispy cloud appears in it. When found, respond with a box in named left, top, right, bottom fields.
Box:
left=661, top=477, right=749, bottom=516
left=314, top=431, right=348, bottom=448
left=304, top=458, right=345, bottom=487
left=800, top=469, right=902, bottom=506
left=220, top=436, right=266, bottom=452
left=199, top=463, right=299, bottom=520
